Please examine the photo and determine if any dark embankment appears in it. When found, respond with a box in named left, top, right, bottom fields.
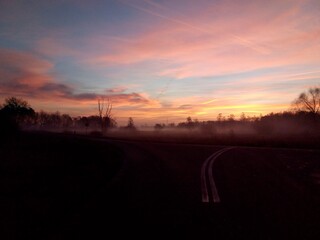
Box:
left=0, top=132, right=123, bottom=239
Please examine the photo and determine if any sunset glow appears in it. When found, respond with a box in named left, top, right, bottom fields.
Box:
left=1, top=0, right=319, bottom=125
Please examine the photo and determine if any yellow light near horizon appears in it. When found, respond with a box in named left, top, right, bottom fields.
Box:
left=205, top=104, right=260, bottom=110
left=195, top=111, right=207, bottom=115
left=204, top=103, right=288, bottom=111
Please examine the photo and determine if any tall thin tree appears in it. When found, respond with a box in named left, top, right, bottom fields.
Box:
left=97, top=97, right=112, bottom=132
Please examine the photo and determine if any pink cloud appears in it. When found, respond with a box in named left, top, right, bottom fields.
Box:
left=2, top=0, right=318, bottom=122
left=86, top=0, right=320, bottom=79
left=0, top=48, right=158, bottom=113
left=0, top=48, right=53, bottom=89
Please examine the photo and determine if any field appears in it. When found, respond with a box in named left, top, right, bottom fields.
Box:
left=0, top=132, right=123, bottom=239
left=1, top=130, right=320, bottom=239
left=104, top=128, right=320, bottom=149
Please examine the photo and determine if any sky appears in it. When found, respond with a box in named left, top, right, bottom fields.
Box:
left=0, top=0, right=319, bottom=125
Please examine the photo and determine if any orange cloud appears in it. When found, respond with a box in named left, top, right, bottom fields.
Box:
left=87, top=0, right=320, bottom=80
left=0, top=48, right=159, bottom=115
left=2, top=0, right=318, bottom=123
left=0, top=48, right=53, bottom=88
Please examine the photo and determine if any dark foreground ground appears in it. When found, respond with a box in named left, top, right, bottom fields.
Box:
left=0, top=132, right=123, bottom=239
left=1, top=131, right=320, bottom=239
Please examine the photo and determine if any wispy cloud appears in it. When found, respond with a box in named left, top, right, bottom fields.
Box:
left=1, top=0, right=319, bottom=122
left=90, top=0, right=320, bottom=81
left=118, top=0, right=211, bottom=34
left=0, top=48, right=155, bottom=110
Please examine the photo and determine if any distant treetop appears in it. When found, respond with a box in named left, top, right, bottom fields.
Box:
left=1, top=97, right=34, bottom=116
left=293, top=87, right=320, bottom=114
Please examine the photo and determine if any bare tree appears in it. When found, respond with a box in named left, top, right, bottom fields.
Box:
left=97, top=98, right=104, bottom=128
left=97, top=97, right=112, bottom=132
left=126, top=117, right=136, bottom=130
left=0, top=97, right=35, bottom=136
left=293, top=87, right=320, bottom=114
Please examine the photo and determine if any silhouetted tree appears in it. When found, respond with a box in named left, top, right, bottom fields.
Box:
left=108, top=117, right=117, bottom=128
left=228, top=114, right=235, bottom=121
left=154, top=123, right=165, bottom=131
left=126, top=117, right=136, bottom=130
left=186, top=116, right=195, bottom=129
left=240, top=112, right=247, bottom=122
left=98, top=98, right=113, bottom=132
left=0, top=97, right=35, bottom=136
left=1, top=97, right=34, bottom=119
left=293, top=87, right=320, bottom=114
left=217, top=113, right=225, bottom=122
left=79, top=116, right=90, bottom=133
left=61, top=114, right=73, bottom=128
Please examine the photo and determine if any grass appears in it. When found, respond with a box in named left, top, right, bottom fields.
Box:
left=103, top=128, right=320, bottom=149
left=0, top=131, right=123, bottom=239
left=1, top=129, right=319, bottom=238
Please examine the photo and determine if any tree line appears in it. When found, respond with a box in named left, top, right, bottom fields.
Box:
left=0, top=97, right=136, bottom=138
left=0, top=86, right=319, bottom=137
left=153, top=86, right=320, bottom=135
